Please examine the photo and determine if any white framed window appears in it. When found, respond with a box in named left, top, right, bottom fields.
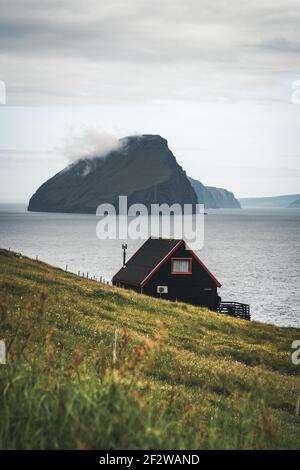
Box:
left=171, top=258, right=192, bottom=274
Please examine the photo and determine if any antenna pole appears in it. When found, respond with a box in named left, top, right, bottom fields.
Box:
left=122, top=243, right=127, bottom=268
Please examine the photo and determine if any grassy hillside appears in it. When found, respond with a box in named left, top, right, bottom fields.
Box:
left=0, top=248, right=299, bottom=449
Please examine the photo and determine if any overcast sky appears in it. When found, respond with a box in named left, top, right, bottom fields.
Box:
left=1, top=0, right=300, bottom=202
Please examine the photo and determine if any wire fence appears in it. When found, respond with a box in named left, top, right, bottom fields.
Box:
left=7, top=247, right=112, bottom=285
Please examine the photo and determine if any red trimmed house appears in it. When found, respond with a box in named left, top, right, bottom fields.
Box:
left=112, top=237, right=222, bottom=310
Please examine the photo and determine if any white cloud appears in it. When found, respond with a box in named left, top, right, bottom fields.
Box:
left=59, top=127, right=121, bottom=163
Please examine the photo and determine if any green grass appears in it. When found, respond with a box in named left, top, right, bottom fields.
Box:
left=0, top=248, right=299, bottom=449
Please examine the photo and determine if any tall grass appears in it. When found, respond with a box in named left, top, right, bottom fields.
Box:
left=0, top=327, right=278, bottom=450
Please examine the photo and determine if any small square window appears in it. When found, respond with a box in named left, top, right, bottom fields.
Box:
left=171, top=258, right=192, bottom=274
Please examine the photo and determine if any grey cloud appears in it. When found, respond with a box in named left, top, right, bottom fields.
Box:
left=1, top=0, right=300, bottom=104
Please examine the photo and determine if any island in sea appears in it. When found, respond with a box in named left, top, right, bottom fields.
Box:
left=28, top=134, right=240, bottom=213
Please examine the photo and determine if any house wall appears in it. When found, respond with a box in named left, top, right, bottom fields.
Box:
left=142, top=245, right=220, bottom=309
left=118, top=282, right=141, bottom=294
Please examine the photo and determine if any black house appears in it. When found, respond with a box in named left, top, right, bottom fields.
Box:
left=112, top=237, right=222, bottom=310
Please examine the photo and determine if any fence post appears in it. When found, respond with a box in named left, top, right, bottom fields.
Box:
left=113, top=329, right=118, bottom=365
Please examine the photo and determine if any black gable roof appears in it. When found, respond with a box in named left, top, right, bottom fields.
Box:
left=112, top=238, right=183, bottom=287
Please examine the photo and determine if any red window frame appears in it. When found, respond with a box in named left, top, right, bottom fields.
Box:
left=171, top=257, right=192, bottom=274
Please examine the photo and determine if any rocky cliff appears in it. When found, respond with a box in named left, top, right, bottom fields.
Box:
left=188, top=177, right=240, bottom=209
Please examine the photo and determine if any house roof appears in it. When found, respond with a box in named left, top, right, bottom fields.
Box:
left=112, top=237, right=221, bottom=288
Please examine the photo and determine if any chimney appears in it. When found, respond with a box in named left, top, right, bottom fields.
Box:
left=122, top=243, right=127, bottom=268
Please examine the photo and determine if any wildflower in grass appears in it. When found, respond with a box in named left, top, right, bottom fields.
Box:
left=155, top=320, right=167, bottom=345
left=121, top=321, right=130, bottom=349
left=73, top=344, right=84, bottom=371
left=132, top=345, right=145, bottom=367
left=45, top=335, right=57, bottom=368
left=142, top=336, right=154, bottom=350
left=39, top=287, right=48, bottom=318
left=262, top=412, right=273, bottom=438
left=77, top=441, right=88, bottom=450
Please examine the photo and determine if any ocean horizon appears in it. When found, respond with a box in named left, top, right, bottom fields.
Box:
left=1, top=204, right=299, bottom=328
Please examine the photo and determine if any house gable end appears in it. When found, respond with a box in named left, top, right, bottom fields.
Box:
left=141, top=242, right=221, bottom=288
